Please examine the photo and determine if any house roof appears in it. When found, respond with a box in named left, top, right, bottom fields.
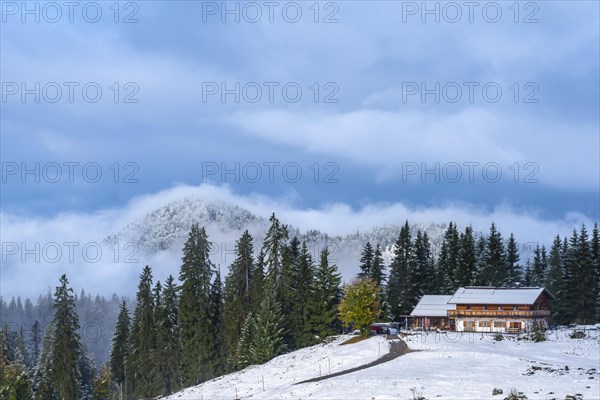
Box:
left=410, top=295, right=456, bottom=317
left=447, top=287, right=554, bottom=305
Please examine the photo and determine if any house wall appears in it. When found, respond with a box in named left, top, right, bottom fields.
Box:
left=455, top=317, right=548, bottom=333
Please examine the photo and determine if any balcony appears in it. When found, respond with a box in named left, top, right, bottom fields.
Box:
left=447, top=309, right=550, bottom=318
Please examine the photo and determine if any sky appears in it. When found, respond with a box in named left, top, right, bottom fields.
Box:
left=1, top=1, right=599, bottom=298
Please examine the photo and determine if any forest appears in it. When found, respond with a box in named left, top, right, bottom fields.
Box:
left=1, top=215, right=599, bottom=399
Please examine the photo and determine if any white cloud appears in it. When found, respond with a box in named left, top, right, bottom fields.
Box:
left=1, top=183, right=594, bottom=299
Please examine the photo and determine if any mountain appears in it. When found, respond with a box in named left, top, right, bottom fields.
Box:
left=105, top=197, right=458, bottom=279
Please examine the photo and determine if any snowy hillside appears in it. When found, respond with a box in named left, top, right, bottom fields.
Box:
left=104, top=197, right=457, bottom=278
left=164, top=330, right=599, bottom=400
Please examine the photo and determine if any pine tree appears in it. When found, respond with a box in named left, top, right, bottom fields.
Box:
left=250, top=284, right=286, bottom=364
left=505, top=233, right=522, bottom=286
left=29, top=321, right=41, bottom=371
left=224, top=231, right=255, bottom=358
left=575, top=225, right=595, bottom=323
left=50, top=274, right=82, bottom=400
left=411, top=230, right=432, bottom=303
left=358, top=242, right=374, bottom=280
left=178, top=224, right=214, bottom=385
left=249, top=249, right=266, bottom=315
left=439, top=222, right=460, bottom=293
left=262, top=213, right=289, bottom=300
left=563, top=230, right=579, bottom=322
left=156, top=275, right=181, bottom=395
left=481, top=223, right=507, bottom=286
left=387, top=221, right=413, bottom=320
left=545, top=235, right=565, bottom=324
left=309, top=247, right=342, bottom=340
left=473, top=236, right=488, bottom=285
left=235, top=313, right=256, bottom=369
left=33, top=325, right=54, bottom=400
left=209, top=270, right=225, bottom=378
left=110, top=301, right=130, bottom=398
left=371, top=244, right=386, bottom=288
left=590, top=223, right=600, bottom=321
left=289, top=241, right=316, bottom=348
left=455, top=226, right=476, bottom=287
left=126, top=266, right=156, bottom=398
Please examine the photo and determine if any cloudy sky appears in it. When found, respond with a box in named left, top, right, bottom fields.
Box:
left=1, top=1, right=599, bottom=297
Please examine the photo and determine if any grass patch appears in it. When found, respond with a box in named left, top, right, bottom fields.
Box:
left=339, top=336, right=370, bottom=345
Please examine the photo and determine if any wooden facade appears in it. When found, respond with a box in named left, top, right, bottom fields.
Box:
left=448, top=287, right=554, bottom=333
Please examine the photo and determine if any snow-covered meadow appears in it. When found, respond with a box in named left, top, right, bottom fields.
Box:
left=164, top=330, right=599, bottom=400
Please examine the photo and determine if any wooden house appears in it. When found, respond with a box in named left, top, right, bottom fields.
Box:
left=410, top=295, right=456, bottom=330
left=447, top=287, right=554, bottom=333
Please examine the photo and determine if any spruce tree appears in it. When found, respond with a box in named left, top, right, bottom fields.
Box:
left=545, top=235, right=566, bottom=324
left=156, top=275, right=181, bottom=395
left=50, top=274, right=82, bottom=400
left=386, top=221, right=413, bottom=320
left=110, top=301, right=130, bottom=398
left=473, top=236, right=488, bottom=285
left=531, top=244, right=545, bottom=286
left=224, top=231, right=255, bottom=357
left=309, top=247, right=342, bottom=340
left=358, top=242, right=374, bottom=280
left=262, top=213, right=289, bottom=299
left=576, top=225, right=595, bottom=323
left=505, top=233, right=522, bottom=286
left=592, top=224, right=600, bottom=321
left=209, top=271, right=225, bottom=378
left=178, top=224, right=214, bottom=385
left=126, top=266, right=156, bottom=398
left=289, top=241, right=316, bottom=348
left=33, top=325, right=54, bottom=400
left=29, top=321, right=41, bottom=371
left=411, top=230, right=431, bottom=303
left=455, top=226, right=476, bottom=287
left=235, top=313, right=256, bottom=369
left=249, top=249, right=266, bottom=315
left=250, top=284, right=286, bottom=364
left=563, top=230, right=579, bottom=322
left=482, top=223, right=507, bottom=286
left=371, top=244, right=386, bottom=288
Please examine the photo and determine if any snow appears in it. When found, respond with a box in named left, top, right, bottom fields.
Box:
left=448, top=287, right=551, bottom=305
left=164, top=330, right=599, bottom=400
left=410, top=295, right=456, bottom=317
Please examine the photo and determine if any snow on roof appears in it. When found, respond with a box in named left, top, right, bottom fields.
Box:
left=410, top=295, right=456, bottom=317
left=447, top=287, right=552, bottom=305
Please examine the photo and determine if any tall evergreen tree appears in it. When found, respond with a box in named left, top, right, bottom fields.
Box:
left=262, top=213, right=289, bottom=300
left=235, top=313, right=256, bottom=369
left=224, top=231, right=255, bottom=357
left=455, top=226, right=476, bottom=287
left=505, top=233, right=522, bottom=286
left=411, top=230, right=432, bottom=302
left=110, top=301, right=130, bottom=399
left=209, top=271, right=225, bottom=377
left=531, top=244, right=546, bottom=286
left=590, top=223, right=600, bottom=321
left=574, top=225, right=595, bottom=323
left=371, top=244, right=386, bottom=288
left=309, top=247, right=342, bottom=340
left=250, top=284, right=286, bottom=364
left=126, top=266, right=156, bottom=398
left=358, top=242, right=374, bottom=281
left=249, top=249, right=266, bottom=314
left=481, top=223, right=507, bottom=286
left=50, top=274, right=82, bottom=400
left=155, top=275, right=181, bottom=395
left=545, top=235, right=566, bottom=323
left=29, top=321, right=41, bottom=371
left=289, top=242, right=316, bottom=348
left=386, top=221, right=413, bottom=320
left=33, top=325, right=54, bottom=400
left=178, top=225, right=214, bottom=385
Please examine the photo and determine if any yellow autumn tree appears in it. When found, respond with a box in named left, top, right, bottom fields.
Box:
left=338, top=278, right=382, bottom=337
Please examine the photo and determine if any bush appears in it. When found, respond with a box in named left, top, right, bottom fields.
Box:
left=527, top=326, right=547, bottom=342
left=569, top=330, right=586, bottom=339
left=493, top=332, right=504, bottom=341
left=503, top=388, right=528, bottom=400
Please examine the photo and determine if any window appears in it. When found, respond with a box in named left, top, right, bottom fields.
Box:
left=498, top=306, right=503, bottom=311
left=494, top=321, right=505, bottom=327
left=466, top=305, right=472, bottom=310
left=479, top=321, right=489, bottom=327
left=513, top=306, right=519, bottom=311
left=510, top=322, right=520, bottom=329
left=482, top=305, right=487, bottom=310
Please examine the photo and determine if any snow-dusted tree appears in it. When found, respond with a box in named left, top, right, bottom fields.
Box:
left=110, top=301, right=130, bottom=398
left=309, top=247, right=342, bottom=340
left=371, top=244, right=386, bottom=288
left=235, top=312, right=256, bottom=369
left=155, top=275, right=181, bottom=395
left=178, top=224, right=214, bottom=385
left=289, top=241, right=316, bottom=348
left=250, top=284, right=286, bottom=364
left=224, top=230, right=255, bottom=358
left=33, top=325, right=54, bottom=400
left=455, top=226, right=476, bottom=287
left=505, top=233, right=522, bottom=286
left=545, top=235, right=566, bottom=323
left=357, top=242, right=374, bottom=281
left=386, top=221, right=413, bottom=319
left=50, top=274, right=82, bottom=400
left=126, top=266, right=156, bottom=398
left=262, top=213, right=289, bottom=296
left=437, top=223, right=460, bottom=293
left=209, top=271, right=226, bottom=378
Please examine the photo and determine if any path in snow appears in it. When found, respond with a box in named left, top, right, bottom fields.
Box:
left=296, top=335, right=409, bottom=384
